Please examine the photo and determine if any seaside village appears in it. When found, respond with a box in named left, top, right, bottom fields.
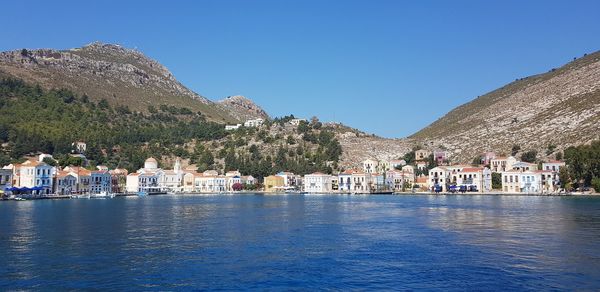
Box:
left=0, top=137, right=567, bottom=198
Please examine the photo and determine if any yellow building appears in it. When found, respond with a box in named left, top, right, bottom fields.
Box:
left=264, top=175, right=285, bottom=192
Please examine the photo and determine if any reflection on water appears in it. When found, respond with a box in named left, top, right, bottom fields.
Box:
left=1, top=195, right=600, bottom=290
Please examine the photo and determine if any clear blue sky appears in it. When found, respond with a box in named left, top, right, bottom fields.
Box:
left=1, top=0, right=599, bottom=138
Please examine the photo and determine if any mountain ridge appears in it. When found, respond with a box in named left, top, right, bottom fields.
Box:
left=411, top=50, right=600, bottom=162
left=0, top=42, right=237, bottom=123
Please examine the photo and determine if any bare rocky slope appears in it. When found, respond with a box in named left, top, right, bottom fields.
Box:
left=411, top=51, right=600, bottom=163
left=217, top=95, right=270, bottom=121
left=0, top=42, right=237, bottom=123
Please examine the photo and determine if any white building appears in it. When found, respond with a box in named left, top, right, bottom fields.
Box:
left=161, top=158, right=184, bottom=192
left=126, top=157, right=164, bottom=193
left=542, top=160, right=565, bottom=187
left=501, top=170, right=554, bottom=194
left=244, top=118, right=264, bottom=128
left=304, top=172, right=332, bottom=193
left=72, top=141, right=87, bottom=153
left=362, top=159, right=378, bottom=174
left=351, top=172, right=372, bottom=193
left=242, top=175, right=255, bottom=186
left=338, top=170, right=354, bottom=192
left=225, top=124, right=242, bottom=131
left=19, top=160, right=55, bottom=194
left=448, top=167, right=492, bottom=193
left=289, top=118, right=307, bottom=126
left=428, top=166, right=450, bottom=192
left=490, top=156, right=518, bottom=172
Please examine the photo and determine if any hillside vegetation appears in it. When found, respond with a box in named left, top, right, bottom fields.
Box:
left=0, top=78, right=341, bottom=178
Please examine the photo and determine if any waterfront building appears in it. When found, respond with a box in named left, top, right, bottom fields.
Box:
left=351, top=171, right=372, bottom=193
left=264, top=175, right=285, bottom=192
left=161, top=158, right=184, bottom=192
left=109, top=168, right=128, bottom=193
left=542, top=160, right=566, bottom=187
left=401, top=165, right=416, bottom=185
left=0, top=169, right=13, bottom=193
left=19, top=160, right=55, bottom=194
left=55, top=171, right=77, bottom=195
left=125, top=157, right=164, bottom=193
left=428, top=166, right=450, bottom=192
left=226, top=175, right=242, bottom=191
left=90, top=170, right=112, bottom=194
left=63, top=167, right=92, bottom=194
left=501, top=170, right=554, bottom=193
left=415, top=176, right=428, bottom=190
left=126, top=173, right=139, bottom=193
left=448, top=167, right=492, bottom=192
left=490, top=156, right=518, bottom=172
left=182, top=172, right=197, bottom=192
left=337, top=170, right=354, bottom=192
left=2, top=163, right=21, bottom=187
left=385, top=170, right=404, bottom=191
left=275, top=171, right=299, bottom=188
left=242, top=175, right=255, bottom=186
left=243, top=118, right=264, bottom=128
left=304, top=172, right=332, bottom=193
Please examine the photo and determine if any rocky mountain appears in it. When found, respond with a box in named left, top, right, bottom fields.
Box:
left=0, top=42, right=237, bottom=123
left=411, top=51, right=600, bottom=162
left=217, top=95, right=269, bottom=121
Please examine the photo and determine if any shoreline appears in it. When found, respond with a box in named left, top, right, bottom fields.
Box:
left=2, top=191, right=598, bottom=202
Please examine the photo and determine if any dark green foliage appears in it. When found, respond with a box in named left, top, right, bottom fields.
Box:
left=511, top=144, right=521, bottom=156
left=492, top=172, right=502, bottom=189
left=592, top=177, right=600, bottom=193
left=546, top=144, right=556, bottom=155
left=520, top=150, right=537, bottom=163
left=555, top=152, right=563, bottom=161
left=42, top=157, right=57, bottom=167
left=0, top=78, right=227, bottom=171
left=297, top=120, right=310, bottom=133
left=472, top=155, right=482, bottom=166
left=403, top=151, right=415, bottom=165
left=562, top=141, right=600, bottom=188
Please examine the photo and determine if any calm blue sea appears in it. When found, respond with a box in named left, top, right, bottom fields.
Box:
left=1, top=194, right=600, bottom=290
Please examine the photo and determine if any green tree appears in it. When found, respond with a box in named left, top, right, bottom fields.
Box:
left=492, top=172, right=502, bottom=189
left=42, top=157, right=57, bottom=167
left=520, top=150, right=537, bottom=163
left=511, top=144, right=521, bottom=156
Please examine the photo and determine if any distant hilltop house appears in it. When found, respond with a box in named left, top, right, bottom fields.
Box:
left=415, top=149, right=431, bottom=161
left=72, top=141, right=87, bottom=154
left=289, top=118, right=307, bottom=126
left=243, top=118, right=264, bottom=128
left=225, top=124, right=241, bottom=131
